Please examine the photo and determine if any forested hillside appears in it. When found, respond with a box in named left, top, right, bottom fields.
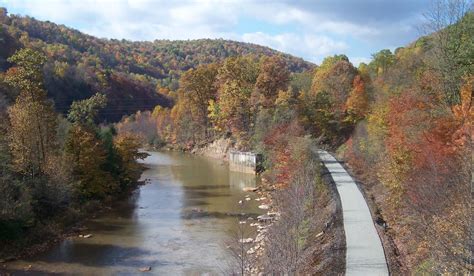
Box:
left=341, top=11, right=473, bottom=273
left=116, top=9, right=473, bottom=274
left=0, top=8, right=313, bottom=121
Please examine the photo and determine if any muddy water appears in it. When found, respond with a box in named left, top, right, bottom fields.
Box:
left=5, top=151, right=261, bottom=275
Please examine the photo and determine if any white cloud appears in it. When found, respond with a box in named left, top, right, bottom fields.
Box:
left=242, top=32, right=348, bottom=63
left=350, top=57, right=372, bottom=66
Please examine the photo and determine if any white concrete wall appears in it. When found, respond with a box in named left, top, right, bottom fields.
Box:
left=229, top=151, right=259, bottom=174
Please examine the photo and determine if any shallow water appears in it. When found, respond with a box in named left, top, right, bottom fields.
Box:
left=4, top=151, right=261, bottom=275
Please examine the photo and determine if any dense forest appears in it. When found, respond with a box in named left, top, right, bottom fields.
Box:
left=0, top=8, right=313, bottom=121
left=0, top=2, right=472, bottom=274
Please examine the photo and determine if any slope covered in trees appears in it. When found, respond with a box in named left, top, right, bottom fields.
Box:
left=117, top=8, right=473, bottom=274
left=341, top=10, right=473, bottom=273
left=0, top=8, right=313, bottom=121
left=0, top=48, right=148, bottom=258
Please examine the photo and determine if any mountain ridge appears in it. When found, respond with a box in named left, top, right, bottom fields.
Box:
left=0, top=9, right=314, bottom=121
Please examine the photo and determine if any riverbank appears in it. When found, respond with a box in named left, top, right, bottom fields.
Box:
left=130, top=138, right=345, bottom=274
left=254, top=147, right=345, bottom=274
left=0, top=178, right=146, bottom=267
left=155, top=138, right=346, bottom=273
left=3, top=151, right=264, bottom=274
left=151, top=137, right=234, bottom=161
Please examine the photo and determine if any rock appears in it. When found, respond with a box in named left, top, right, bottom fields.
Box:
left=238, top=200, right=243, bottom=204
left=315, top=232, right=324, bottom=238
left=267, top=211, right=280, bottom=217
left=257, top=214, right=273, bottom=222
left=245, top=197, right=251, bottom=201
left=239, top=238, right=253, bottom=243
left=138, top=266, right=152, bottom=272
left=242, top=187, right=258, bottom=192
left=82, top=234, right=93, bottom=238
left=258, top=204, right=270, bottom=210
left=250, top=223, right=259, bottom=227
left=239, top=221, right=246, bottom=224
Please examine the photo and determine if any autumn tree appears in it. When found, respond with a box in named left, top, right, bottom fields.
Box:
left=65, top=93, right=116, bottom=199
left=424, top=0, right=473, bottom=105
left=180, top=63, right=219, bottom=139
left=255, top=55, right=290, bottom=107
left=152, top=106, right=173, bottom=144
left=301, top=55, right=358, bottom=144
left=345, top=75, right=369, bottom=122
left=114, top=133, right=149, bottom=188
left=215, top=56, right=259, bottom=143
left=0, top=86, right=32, bottom=224
left=65, top=124, right=115, bottom=200
left=169, top=90, right=202, bottom=146
left=289, top=70, right=314, bottom=96
left=310, top=55, right=357, bottom=112
left=369, top=49, right=395, bottom=77
left=115, top=110, right=159, bottom=145
left=273, top=88, right=298, bottom=125
left=6, top=48, right=57, bottom=176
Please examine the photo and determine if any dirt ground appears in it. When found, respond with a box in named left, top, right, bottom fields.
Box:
left=301, top=167, right=346, bottom=275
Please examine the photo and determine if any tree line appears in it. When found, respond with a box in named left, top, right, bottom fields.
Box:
left=0, top=48, right=147, bottom=257
left=0, top=8, right=312, bottom=122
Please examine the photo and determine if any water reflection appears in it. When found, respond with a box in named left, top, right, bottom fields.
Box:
left=229, top=170, right=259, bottom=189
left=4, top=151, right=262, bottom=275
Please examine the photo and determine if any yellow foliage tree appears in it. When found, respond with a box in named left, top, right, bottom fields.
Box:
left=65, top=124, right=116, bottom=199
left=6, top=49, right=58, bottom=176
left=114, top=133, right=149, bottom=186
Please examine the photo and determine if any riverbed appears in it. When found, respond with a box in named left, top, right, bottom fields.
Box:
left=4, top=151, right=262, bottom=275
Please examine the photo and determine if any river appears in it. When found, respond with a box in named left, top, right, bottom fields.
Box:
left=4, top=151, right=262, bottom=275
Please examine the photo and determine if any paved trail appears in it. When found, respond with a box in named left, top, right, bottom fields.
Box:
left=317, top=149, right=389, bottom=276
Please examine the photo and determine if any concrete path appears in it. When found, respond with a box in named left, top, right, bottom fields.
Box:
left=317, top=150, right=389, bottom=276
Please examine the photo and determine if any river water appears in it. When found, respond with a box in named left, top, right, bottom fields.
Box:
left=4, top=151, right=262, bottom=275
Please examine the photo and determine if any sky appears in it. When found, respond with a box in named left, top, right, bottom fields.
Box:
left=1, top=0, right=430, bottom=65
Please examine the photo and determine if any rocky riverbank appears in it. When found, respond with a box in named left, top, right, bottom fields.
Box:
left=191, top=138, right=233, bottom=160
left=153, top=139, right=345, bottom=273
